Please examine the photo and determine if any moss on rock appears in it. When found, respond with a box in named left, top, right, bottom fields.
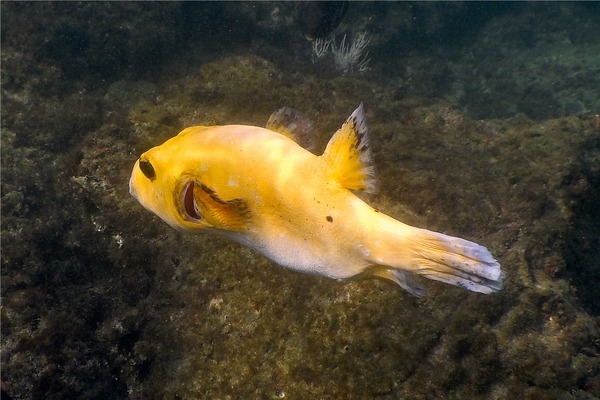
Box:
left=2, top=3, right=599, bottom=399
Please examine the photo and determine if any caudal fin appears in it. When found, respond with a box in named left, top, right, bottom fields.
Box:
left=371, top=224, right=503, bottom=296
left=412, top=229, right=503, bottom=294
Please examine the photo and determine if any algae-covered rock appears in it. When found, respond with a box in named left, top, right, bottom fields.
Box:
left=2, top=2, right=599, bottom=400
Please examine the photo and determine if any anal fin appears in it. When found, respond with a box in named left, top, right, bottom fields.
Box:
left=372, top=268, right=427, bottom=297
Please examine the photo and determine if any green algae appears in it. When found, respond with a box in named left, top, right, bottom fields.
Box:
left=107, top=56, right=600, bottom=399
left=3, top=51, right=600, bottom=399
left=2, top=3, right=600, bottom=399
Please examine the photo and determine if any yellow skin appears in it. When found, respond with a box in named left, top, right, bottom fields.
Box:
left=129, top=105, right=503, bottom=296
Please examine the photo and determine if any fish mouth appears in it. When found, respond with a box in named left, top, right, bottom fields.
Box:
left=182, top=181, right=202, bottom=222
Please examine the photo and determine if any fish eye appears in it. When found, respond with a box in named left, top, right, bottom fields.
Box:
left=139, top=158, right=156, bottom=180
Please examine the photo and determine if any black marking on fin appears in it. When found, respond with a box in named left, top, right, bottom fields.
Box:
left=321, top=103, right=377, bottom=193
left=179, top=180, right=250, bottom=231
left=266, top=107, right=316, bottom=152
left=198, top=183, right=232, bottom=205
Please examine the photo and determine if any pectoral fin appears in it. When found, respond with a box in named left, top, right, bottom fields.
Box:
left=183, top=181, right=250, bottom=231
left=321, top=103, right=377, bottom=193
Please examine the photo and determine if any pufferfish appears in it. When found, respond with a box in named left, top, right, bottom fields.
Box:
left=129, top=104, right=503, bottom=296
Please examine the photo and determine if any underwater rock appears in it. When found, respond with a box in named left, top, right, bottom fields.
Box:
left=300, top=1, right=349, bottom=39
left=2, top=2, right=599, bottom=399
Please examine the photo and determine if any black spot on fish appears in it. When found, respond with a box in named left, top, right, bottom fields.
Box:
left=326, top=215, right=333, bottom=222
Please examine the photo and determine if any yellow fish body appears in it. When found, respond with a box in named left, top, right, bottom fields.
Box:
left=129, top=104, right=503, bottom=296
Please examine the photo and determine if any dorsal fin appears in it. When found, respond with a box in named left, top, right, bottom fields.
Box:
left=321, top=103, right=377, bottom=193
left=266, top=107, right=316, bottom=151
